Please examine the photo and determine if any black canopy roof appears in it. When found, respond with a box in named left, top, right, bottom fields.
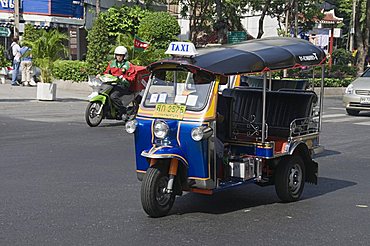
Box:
left=148, top=37, right=326, bottom=75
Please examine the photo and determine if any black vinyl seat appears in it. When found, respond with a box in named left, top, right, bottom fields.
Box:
left=221, top=88, right=317, bottom=139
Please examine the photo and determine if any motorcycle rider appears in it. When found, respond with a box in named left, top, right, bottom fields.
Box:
left=101, top=46, right=133, bottom=119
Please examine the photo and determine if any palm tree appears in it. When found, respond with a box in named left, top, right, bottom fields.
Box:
left=23, top=29, right=68, bottom=83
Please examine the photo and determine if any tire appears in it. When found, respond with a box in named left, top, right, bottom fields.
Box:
left=126, top=99, right=139, bottom=121
left=141, top=167, right=175, bottom=217
left=275, top=155, right=305, bottom=202
left=85, top=102, right=104, bottom=127
left=346, top=109, right=360, bottom=116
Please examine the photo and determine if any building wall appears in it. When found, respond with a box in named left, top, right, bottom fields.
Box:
left=241, top=11, right=279, bottom=38
left=0, top=0, right=83, bottom=18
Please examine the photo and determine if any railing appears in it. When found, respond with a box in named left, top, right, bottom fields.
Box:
left=289, top=116, right=319, bottom=137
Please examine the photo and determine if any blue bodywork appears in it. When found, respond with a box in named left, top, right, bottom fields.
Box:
left=135, top=117, right=210, bottom=179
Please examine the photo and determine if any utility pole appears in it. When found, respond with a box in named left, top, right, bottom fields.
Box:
left=349, top=0, right=356, bottom=52
left=14, top=0, right=20, bottom=37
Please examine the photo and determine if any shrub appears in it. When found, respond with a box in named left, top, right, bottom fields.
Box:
left=86, top=16, right=111, bottom=75
left=332, top=48, right=352, bottom=65
left=137, top=12, right=180, bottom=49
left=0, top=44, right=9, bottom=68
left=52, top=60, right=89, bottom=82
left=312, top=77, right=354, bottom=87
left=100, top=6, right=149, bottom=37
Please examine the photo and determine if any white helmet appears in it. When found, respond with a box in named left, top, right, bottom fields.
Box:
left=114, top=46, right=128, bottom=59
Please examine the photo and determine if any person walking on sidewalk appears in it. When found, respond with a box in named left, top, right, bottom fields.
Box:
left=10, top=37, right=21, bottom=86
left=20, top=46, right=33, bottom=86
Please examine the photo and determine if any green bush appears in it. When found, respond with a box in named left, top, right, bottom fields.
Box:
left=86, top=16, right=111, bottom=75
left=100, top=6, right=149, bottom=37
left=332, top=48, right=352, bottom=65
left=312, top=77, right=354, bottom=87
left=138, top=12, right=180, bottom=49
left=53, top=60, right=89, bottom=82
left=0, top=44, right=9, bottom=67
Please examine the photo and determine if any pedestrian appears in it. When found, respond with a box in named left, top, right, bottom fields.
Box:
left=10, top=37, right=21, bottom=86
left=19, top=46, right=33, bottom=86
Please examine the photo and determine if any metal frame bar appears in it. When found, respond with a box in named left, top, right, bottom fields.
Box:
left=262, top=73, right=267, bottom=143
left=319, top=64, right=325, bottom=131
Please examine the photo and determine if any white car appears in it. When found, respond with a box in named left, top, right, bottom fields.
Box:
left=343, top=68, right=370, bottom=116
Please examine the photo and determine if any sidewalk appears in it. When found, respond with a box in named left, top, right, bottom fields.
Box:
left=0, top=80, right=92, bottom=101
left=0, top=79, right=345, bottom=101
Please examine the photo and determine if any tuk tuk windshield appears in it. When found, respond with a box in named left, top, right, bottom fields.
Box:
left=143, top=68, right=215, bottom=111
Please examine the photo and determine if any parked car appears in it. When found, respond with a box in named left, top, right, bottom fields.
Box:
left=6, top=66, right=41, bottom=84
left=343, top=68, right=370, bottom=116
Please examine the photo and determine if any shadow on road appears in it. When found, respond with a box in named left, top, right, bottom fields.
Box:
left=170, top=177, right=356, bottom=216
left=0, top=98, right=35, bottom=102
left=56, top=98, right=87, bottom=102
left=315, top=149, right=341, bottom=158
left=98, top=121, right=126, bottom=127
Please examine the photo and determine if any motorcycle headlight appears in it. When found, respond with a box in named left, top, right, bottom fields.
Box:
left=191, top=126, right=213, bottom=141
left=125, top=119, right=138, bottom=134
left=154, top=120, right=169, bottom=139
left=345, top=84, right=354, bottom=94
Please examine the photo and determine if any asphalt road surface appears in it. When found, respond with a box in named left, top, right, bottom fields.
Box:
left=0, top=96, right=369, bottom=246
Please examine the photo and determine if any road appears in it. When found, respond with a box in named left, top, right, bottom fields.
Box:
left=0, top=92, right=370, bottom=246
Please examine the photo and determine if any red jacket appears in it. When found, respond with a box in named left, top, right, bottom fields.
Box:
left=104, top=60, right=136, bottom=82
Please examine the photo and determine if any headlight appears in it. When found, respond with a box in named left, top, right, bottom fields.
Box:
left=154, top=120, right=169, bottom=139
left=345, top=84, right=354, bottom=94
left=125, top=120, right=137, bottom=134
left=191, top=126, right=213, bottom=141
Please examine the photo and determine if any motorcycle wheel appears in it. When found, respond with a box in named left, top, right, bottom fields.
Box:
left=126, top=99, right=139, bottom=121
left=85, top=102, right=104, bottom=127
left=141, top=167, right=175, bottom=217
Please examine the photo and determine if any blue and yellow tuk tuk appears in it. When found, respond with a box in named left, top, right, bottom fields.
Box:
left=125, top=38, right=326, bottom=217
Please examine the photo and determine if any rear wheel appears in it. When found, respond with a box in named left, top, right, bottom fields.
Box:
left=275, top=156, right=305, bottom=202
left=141, top=167, right=175, bottom=217
left=85, top=102, right=103, bottom=127
left=346, top=109, right=360, bottom=116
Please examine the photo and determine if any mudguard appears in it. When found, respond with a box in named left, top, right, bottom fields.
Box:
left=90, top=94, right=107, bottom=104
left=141, top=146, right=188, bottom=167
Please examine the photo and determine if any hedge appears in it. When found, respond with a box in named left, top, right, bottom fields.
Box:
left=52, top=60, right=90, bottom=82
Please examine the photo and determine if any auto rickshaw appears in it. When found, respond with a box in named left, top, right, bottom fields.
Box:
left=125, top=38, right=326, bottom=217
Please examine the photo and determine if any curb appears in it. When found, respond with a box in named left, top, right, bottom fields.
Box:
left=53, top=80, right=346, bottom=96
left=315, top=87, right=345, bottom=97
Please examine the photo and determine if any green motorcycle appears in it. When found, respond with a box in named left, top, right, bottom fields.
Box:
left=85, top=74, right=142, bottom=127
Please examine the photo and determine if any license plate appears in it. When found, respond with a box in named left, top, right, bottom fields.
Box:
left=360, top=97, right=370, bottom=104
left=153, top=104, right=186, bottom=120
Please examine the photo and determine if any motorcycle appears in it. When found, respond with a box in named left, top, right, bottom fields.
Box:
left=85, top=74, right=143, bottom=127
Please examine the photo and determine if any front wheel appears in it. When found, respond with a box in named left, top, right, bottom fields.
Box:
left=85, top=102, right=104, bottom=127
left=275, top=155, right=305, bottom=202
left=141, top=167, right=175, bottom=217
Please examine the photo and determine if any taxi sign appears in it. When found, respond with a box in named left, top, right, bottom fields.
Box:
left=165, top=42, right=198, bottom=57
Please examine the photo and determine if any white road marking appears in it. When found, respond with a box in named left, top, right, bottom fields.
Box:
left=322, top=113, right=345, bottom=118
left=354, top=121, right=370, bottom=126
left=328, top=107, right=346, bottom=111
left=323, top=117, right=367, bottom=123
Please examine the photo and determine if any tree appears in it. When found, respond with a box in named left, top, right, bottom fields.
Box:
left=22, top=24, right=42, bottom=44
left=137, top=11, right=180, bottom=49
left=354, top=0, right=370, bottom=74
left=86, top=16, right=111, bottom=74
left=248, top=0, right=322, bottom=39
left=99, top=6, right=149, bottom=38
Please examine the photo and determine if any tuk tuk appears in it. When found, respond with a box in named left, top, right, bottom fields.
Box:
left=125, top=37, right=326, bottom=217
